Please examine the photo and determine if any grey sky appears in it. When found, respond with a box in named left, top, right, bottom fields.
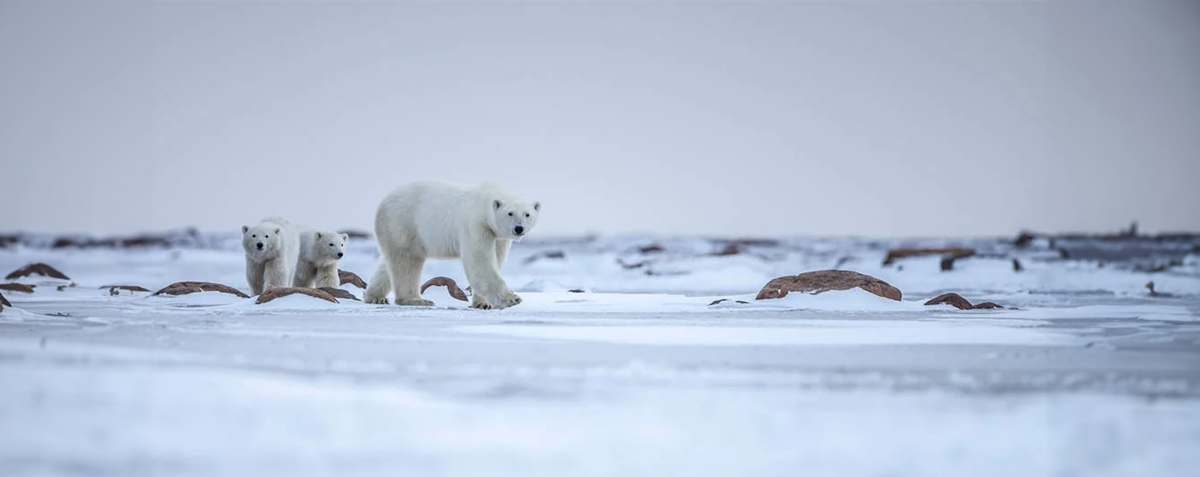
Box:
left=1, top=0, right=1197, bottom=237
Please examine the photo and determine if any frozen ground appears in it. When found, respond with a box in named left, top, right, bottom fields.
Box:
left=2, top=234, right=1199, bottom=476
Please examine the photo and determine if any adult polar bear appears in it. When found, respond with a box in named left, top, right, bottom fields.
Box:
left=364, top=181, right=540, bottom=309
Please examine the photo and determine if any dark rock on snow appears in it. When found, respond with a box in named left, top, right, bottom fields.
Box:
left=756, top=270, right=902, bottom=302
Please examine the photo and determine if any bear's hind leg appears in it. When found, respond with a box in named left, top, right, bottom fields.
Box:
left=363, top=261, right=391, bottom=304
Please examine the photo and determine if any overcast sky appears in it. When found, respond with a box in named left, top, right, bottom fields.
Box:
left=1, top=0, right=1197, bottom=238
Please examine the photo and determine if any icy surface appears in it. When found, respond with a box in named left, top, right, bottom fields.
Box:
left=2, top=235, right=1199, bottom=476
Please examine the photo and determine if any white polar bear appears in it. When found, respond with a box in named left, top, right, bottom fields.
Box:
left=364, top=181, right=540, bottom=309
left=294, top=229, right=349, bottom=288
left=241, top=218, right=300, bottom=296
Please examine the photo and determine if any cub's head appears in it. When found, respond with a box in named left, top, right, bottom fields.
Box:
left=491, top=199, right=540, bottom=240
left=311, top=231, right=349, bottom=262
left=242, top=224, right=282, bottom=259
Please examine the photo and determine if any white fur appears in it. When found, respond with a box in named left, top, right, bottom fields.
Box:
left=294, top=229, right=349, bottom=288
left=241, top=217, right=300, bottom=296
left=364, top=181, right=540, bottom=309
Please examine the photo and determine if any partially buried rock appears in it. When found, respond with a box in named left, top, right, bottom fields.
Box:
left=6, top=263, right=70, bottom=280
left=523, top=250, right=566, bottom=265
left=338, top=270, right=367, bottom=289
left=318, top=287, right=360, bottom=301
left=420, top=277, right=469, bottom=302
left=102, top=285, right=151, bottom=293
left=0, top=292, right=10, bottom=308
left=0, top=283, right=36, bottom=294
left=708, top=298, right=750, bottom=306
left=756, top=270, right=902, bottom=301
left=924, top=293, right=1007, bottom=310
left=256, top=287, right=339, bottom=305
left=153, top=281, right=250, bottom=298
left=924, top=293, right=974, bottom=310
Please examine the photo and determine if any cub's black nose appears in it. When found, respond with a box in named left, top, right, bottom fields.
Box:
left=337, top=252, right=344, bottom=258
left=256, top=243, right=264, bottom=250
left=514, top=225, right=525, bottom=235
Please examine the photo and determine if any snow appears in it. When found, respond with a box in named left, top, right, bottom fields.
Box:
left=2, top=234, right=1199, bottom=476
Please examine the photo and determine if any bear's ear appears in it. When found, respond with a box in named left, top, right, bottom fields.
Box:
left=274, top=228, right=281, bottom=234
left=242, top=225, right=249, bottom=234
left=315, top=232, right=322, bottom=240
left=340, top=233, right=349, bottom=243
left=493, top=200, right=503, bottom=210
left=533, top=202, right=540, bottom=212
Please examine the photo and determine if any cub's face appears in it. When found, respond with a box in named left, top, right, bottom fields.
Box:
left=492, top=200, right=540, bottom=240
left=242, top=225, right=282, bottom=259
left=312, top=231, right=349, bottom=262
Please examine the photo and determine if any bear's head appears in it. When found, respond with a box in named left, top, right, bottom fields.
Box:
left=242, top=224, right=282, bottom=260
left=491, top=199, right=540, bottom=240
left=310, top=231, right=349, bottom=263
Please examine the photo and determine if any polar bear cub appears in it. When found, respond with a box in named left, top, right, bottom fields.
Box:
left=241, top=217, right=300, bottom=295
left=364, top=181, right=540, bottom=309
left=294, top=229, right=349, bottom=288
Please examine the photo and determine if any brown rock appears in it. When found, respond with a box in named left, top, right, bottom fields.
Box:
left=318, top=287, right=360, bottom=301
left=972, top=302, right=1005, bottom=310
left=568, top=289, right=587, bottom=293
left=256, top=287, right=339, bottom=305
left=101, top=285, right=151, bottom=293
left=420, top=277, right=469, bottom=302
left=1012, top=258, right=1024, bottom=272
left=883, top=248, right=975, bottom=266
left=708, top=298, right=751, bottom=306
left=338, top=270, right=367, bottom=289
left=0, top=283, right=36, bottom=293
left=6, top=263, right=70, bottom=280
left=0, top=291, right=10, bottom=308
left=153, top=281, right=250, bottom=298
left=756, top=270, right=902, bottom=301
left=924, top=293, right=974, bottom=310
left=638, top=244, right=665, bottom=254
left=710, top=243, right=743, bottom=257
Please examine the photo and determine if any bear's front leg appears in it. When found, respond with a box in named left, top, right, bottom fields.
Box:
left=246, top=258, right=265, bottom=296
left=462, top=238, right=521, bottom=310
left=263, top=258, right=293, bottom=291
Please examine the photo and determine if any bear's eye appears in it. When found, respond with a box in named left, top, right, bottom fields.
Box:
left=264, top=235, right=269, bottom=238
left=329, top=243, right=334, bottom=246
left=525, top=213, right=530, bottom=218
left=507, top=212, right=513, bottom=216
left=252, top=235, right=257, bottom=238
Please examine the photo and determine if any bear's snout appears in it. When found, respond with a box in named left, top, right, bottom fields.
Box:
left=514, top=225, right=525, bottom=236
left=256, top=242, right=264, bottom=250
left=336, top=252, right=344, bottom=258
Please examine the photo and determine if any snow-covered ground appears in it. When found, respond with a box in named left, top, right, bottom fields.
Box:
left=2, top=235, right=1199, bottom=476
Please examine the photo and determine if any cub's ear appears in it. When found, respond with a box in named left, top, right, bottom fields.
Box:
left=315, top=232, right=322, bottom=240
left=274, top=228, right=281, bottom=234
left=242, top=225, right=249, bottom=234
left=533, top=202, right=540, bottom=212
left=494, top=199, right=503, bottom=210
left=340, top=233, right=349, bottom=243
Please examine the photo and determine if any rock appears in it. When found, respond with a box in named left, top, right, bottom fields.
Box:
left=5, top=263, right=70, bottom=280
left=617, top=259, right=649, bottom=270
left=420, top=277, right=469, bottom=302
left=637, top=244, right=665, bottom=254
left=1012, top=258, right=1024, bottom=272
left=256, top=287, right=339, bottom=305
left=318, top=287, right=360, bottom=301
left=708, top=298, right=750, bottom=306
left=883, top=248, right=975, bottom=266
left=924, top=293, right=974, bottom=310
left=0, top=292, right=10, bottom=308
left=338, top=270, right=367, bottom=289
left=567, top=289, right=588, bottom=293
left=710, top=243, right=743, bottom=257
left=523, top=250, right=566, bottom=265
left=0, top=283, right=36, bottom=294
left=756, top=270, right=902, bottom=301
left=924, top=293, right=1009, bottom=310
left=153, top=281, right=250, bottom=298
left=101, top=285, right=151, bottom=293
left=1014, top=232, right=1036, bottom=248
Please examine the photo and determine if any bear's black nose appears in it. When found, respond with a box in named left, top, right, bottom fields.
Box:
left=256, top=243, right=263, bottom=250
left=337, top=252, right=344, bottom=258
left=514, top=225, right=525, bottom=235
